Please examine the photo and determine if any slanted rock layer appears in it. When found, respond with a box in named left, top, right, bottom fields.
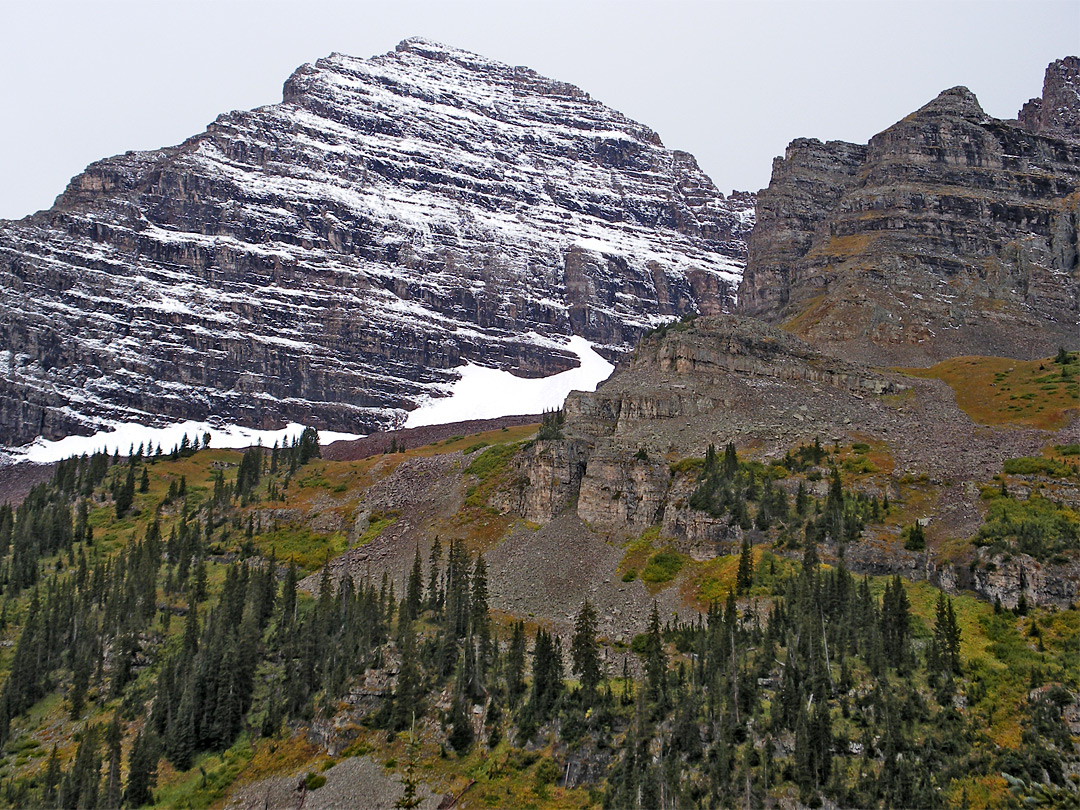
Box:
left=739, top=62, right=1080, bottom=365
left=0, top=38, right=753, bottom=446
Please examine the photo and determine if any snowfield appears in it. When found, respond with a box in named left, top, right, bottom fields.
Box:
left=5, top=420, right=364, bottom=465
left=405, top=335, right=614, bottom=428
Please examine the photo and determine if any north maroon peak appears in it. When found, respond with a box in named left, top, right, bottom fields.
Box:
left=737, top=59, right=1080, bottom=365
left=1018, top=55, right=1080, bottom=138
left=0, top=38, right=753, bottom=448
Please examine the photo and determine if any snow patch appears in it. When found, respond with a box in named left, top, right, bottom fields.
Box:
left=404, top=336, right=613, bottom=428
left=6, top=420, right=364, bottom=465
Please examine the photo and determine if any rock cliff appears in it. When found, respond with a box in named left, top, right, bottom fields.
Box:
left=1018, top=56, right=1080, bottom=137
left=738, top=60, right=1080, bottom=365
left=513, top=314, right=909, bottom=526
left=0, top=38, right=753, bottom=446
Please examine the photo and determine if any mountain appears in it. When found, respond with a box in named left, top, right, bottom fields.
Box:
left=0, top=55, right=1078, bottom=810
left=509, top=59, right=1080, bottom=610
left=737, top=58, right=1080, bottom=365
left=0, top=38, right=753, bottom=447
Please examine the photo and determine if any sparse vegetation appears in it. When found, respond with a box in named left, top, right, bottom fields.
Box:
left=905, top=355, right=1080, bottom=430
left=0, top=420, right=1076, bottom=810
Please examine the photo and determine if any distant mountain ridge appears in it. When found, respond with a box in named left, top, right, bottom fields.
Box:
left=0, top=37, right=753, bottom=447
left=738, top=57, right=1080, bottom=365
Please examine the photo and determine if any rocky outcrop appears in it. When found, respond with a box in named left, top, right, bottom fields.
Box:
left=736, top=138, right=866, bottom=319
left=515, top=314, right=908, bottom=525
left=508, top=438, right=591, bottom=524
left=1018, top=56, right=1080, bottom=138
left=0, top=38, right=754, bottom=446
left=563, top=314, right=902, bottom=446
left=511, top=311, right=1079, bottom=611
left=738, top=61, right=1080, bottom=365
left=968, top=550, right=1080, bottom=610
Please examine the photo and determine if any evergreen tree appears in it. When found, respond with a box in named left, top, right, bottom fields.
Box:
left=880, top=576, right=911, bottom=671
left=405, top=544, right=423, bottom=623
left=392, top=629, right=423, bottom=731
left=42, top=745, right=61, bottom=808
left=394, top=725, right=424, bottom=809
left=447, top=690, right=474, bottom=753
left=426, top=536, right=443, bottom=614
left=643, top=601, right=667, bottom=705
left=116, top=464, right=136, bottom=517
left=931, top=592, right=962, bottom=678
left=736, top=537, right=754, bottom=594
left=506, top=621, right=526, bottom=705
left=571, top=599, right=602, bottom=699
left=125, top=726, right=159, bottom=808
left=104, top=709, right=124, bottom=810
left=470, top=556, right=491, bottom=686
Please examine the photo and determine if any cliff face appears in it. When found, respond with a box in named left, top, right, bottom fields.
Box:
left=738, top=61, right=1080, bottom=365
left=1018, top=56, right=1080, bottom=137
left=0, top=38, right=753, bottom=446
left=512, top=314, right=908, bottom=525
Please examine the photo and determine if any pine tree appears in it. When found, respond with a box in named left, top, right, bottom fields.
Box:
left=42, top=745, right=61, bottom=808
left=644, top=601, right=667, bottom=705
left=506, top=621, right=526, bottom=704
left=904, top=521, right=926, bottom=551
left=447, top=690, right=474, bottom=753
left=405, top=544, right=423, bottom=623
left=392, top=627, right=423, bottom=731
left=116, top=464, right=136, bottom=517
left=426, top=536, right=443, bottom=614
left=880, top=576, right=910, bottom=671
left=104, top=709, right=124, bottom=809
left=931, top=593, right=962, bottom=678
left=470, top=556, right=491, bottom=686
left=736, top=537, right=754, bottom=594
left=394, top=724, right=424, bottom=809
left=125, top=727, right=159, bottom=807
left=571, top=599, right=602, bottom=699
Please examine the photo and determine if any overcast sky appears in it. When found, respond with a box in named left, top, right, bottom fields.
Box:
left=1, top=0, right=1076, bottom=219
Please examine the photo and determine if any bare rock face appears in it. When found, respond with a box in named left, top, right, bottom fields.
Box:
left=736, top=138, right=866, bottom=319
left=509, top=438, right=590, bottom=524
left=1019, top=56, right=1080, bottom=138
left=0, top=38, right=753, bottom=446
left=738, top=62, right=1080, bottom=365
left=515, top=314, right=909, bottom=526
left=970, top=550, right=1080, bottom=610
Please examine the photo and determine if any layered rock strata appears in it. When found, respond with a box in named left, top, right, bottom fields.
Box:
left=0, top=38, right=753, bottom=446
left=738, top=60, right=1080, bottom=365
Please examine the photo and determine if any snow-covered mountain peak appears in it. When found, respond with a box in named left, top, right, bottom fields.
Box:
left=0, top=40, right=753, bottom=447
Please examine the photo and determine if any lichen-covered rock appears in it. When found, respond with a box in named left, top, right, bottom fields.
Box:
left=0, top=38, right=754, bottom=446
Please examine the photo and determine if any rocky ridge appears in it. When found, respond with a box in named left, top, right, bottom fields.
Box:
left=511, top=314, right=1078, bottom=608
left=1019, top=56, right=1080, bottom=137
left=738, top=60, right=1080, bottom=365
left=0, top=37, right=753, bottom=447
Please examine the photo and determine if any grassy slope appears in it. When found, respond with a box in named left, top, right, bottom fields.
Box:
left=904, top=354, right=1079, bottom=431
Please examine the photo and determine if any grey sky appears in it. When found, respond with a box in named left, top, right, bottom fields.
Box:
left=1, top=0, right=1076, bottom=220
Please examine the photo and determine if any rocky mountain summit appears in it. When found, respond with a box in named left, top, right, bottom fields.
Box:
left=0, top=38, right=753, bottom=447
left=738, top=59, right=1080, bottom=365
left=1019, top=55, right=1080, bottom=137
